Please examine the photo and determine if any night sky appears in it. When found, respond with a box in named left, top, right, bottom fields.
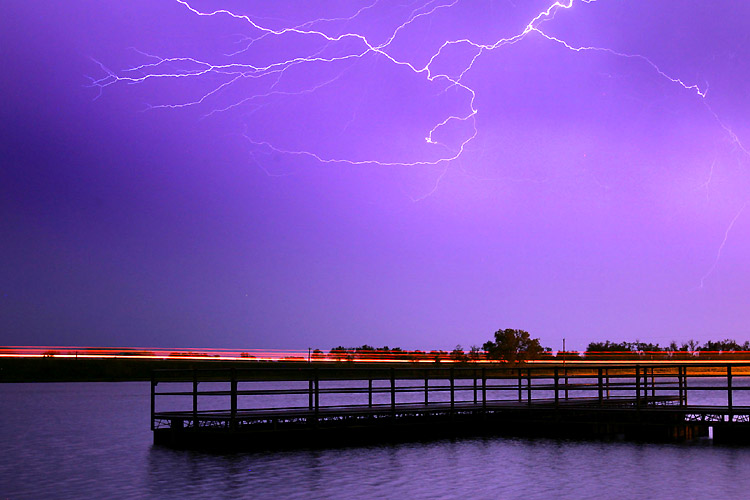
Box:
left=2, top=1, right=749, bottom=352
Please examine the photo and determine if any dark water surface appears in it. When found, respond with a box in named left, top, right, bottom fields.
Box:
left=4, top=382, right=750, bottom=499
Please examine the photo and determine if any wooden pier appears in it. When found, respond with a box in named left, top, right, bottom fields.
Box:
left=151, top=362, right=750, bottom=449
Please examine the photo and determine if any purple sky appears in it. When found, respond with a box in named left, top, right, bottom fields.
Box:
left=2, top=1, right=750, bottom=352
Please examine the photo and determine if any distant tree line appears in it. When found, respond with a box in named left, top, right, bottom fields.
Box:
left=321, top=335, right=750, bottom=363
left=325, top=343, right=501, bottom=363
left=583, top=338, right=750, bottom=360
left=35, top=334, right=750, bottom=364
left=325, top=345, right=454, bottom=362
left=323, top=329, right=551, bottom=363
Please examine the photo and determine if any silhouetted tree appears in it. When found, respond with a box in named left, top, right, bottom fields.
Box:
left=429, top=350, right=447, bottom=363
left=586, top=341, right=632, bottom=353
left=483, top=329, right=544, bottom=363
left=450, top=345, right=468, bottom=362
left=586, top=341, right=661, bottom=354
left=700, top=339, right=742, bottom=353
left=633, top=341, right=661, bottom=352
left=556, top=350, right=581, bottom=360
left=468, top=345, right=482, bottom=361
left=680, top=340, right=700, bottom=352
left=329, top=346, right=354, bottom=361
left=409, top=350, right=426, bottom=362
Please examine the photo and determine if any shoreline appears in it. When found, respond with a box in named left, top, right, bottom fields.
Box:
left=3, top=357, right=750, bottom=382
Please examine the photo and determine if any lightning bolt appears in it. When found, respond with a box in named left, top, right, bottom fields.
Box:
left=92, top=0, right=718, bottom=170
left=699, top=202, right=747, bottom=289
left=92, top=0, right=747, bottom=283
left=697, top=158, right=716, bottom=203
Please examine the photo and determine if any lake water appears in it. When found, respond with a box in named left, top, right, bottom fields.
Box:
left=4, top=381, right=750, bottom=499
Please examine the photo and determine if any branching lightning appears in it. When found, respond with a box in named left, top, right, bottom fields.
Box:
left=699, top=202, right=747, bottom=289
left=92, top=0, right=748, bottom=285
left=697, top=158, right=716, bottom=203
left=92, top=0, right=717, bottom=168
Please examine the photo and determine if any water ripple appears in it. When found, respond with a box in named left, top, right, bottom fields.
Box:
left=4, top=383, right=750, bottom=499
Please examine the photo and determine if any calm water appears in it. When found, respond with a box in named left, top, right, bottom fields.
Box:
left=4, top=382, right=750, bottom=499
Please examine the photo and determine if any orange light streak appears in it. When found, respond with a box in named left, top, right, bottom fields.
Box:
left=3, top=346, right=750, bottom=364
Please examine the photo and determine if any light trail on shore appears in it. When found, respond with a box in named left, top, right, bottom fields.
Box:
left=3, top=346, right=750, bottom=365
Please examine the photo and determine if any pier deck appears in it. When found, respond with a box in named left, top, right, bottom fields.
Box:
left=151, top=363, right=750, bottom=449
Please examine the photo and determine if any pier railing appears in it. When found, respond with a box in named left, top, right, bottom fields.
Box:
left=149, top=362, right=750, bottom=447
left=151, top=362, right=750, bottom=429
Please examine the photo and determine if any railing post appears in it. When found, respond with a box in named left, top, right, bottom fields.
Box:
left=193, top=369, right=199, bottom=429
left=450, top=367, right=455, bottom=413
left=526, top=368, right=532, bottom=406
left=230, top=368, right=237, bottom=430
left=641, top=366, right=646, bottom=403
left=150, top=373, right=156, bottom=431
left=606, top=368, right=610, bottom=399
left=314, top=368, right=319, bottom=417
left=424, top=371, right=429, bottom=405
left=517, top=369, right=522, bottom=402
left=482, top=368, right=487, bottom=411
left=651, top=367, right=655, bottom=399
left=727, top=365, right=733, bottom=419
left=554, top=368, right=559, bottom=408
left=390, top=367, right=396, bottom=417
left=473, top=369, right=478, bottom=404
left=635, top=365, right=641, bottom=408
left=598, top=367, right=603, bottom=406
left=682, top=366, right=688, bottom=405
left=564, top=366, right=569, bottom=400
left=309, top=378, right=314, bottom=410
left=368, top=379, right=373, bottom=408
left=682, top=366, right=687, bottom=405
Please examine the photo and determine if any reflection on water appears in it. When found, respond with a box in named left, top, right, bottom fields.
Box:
left=142, top=436, right=750, bottom=500
left=4, top=381, right=750, bottom=499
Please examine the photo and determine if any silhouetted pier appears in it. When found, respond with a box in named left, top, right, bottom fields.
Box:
left=151, top=362, right=750, bottom=449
